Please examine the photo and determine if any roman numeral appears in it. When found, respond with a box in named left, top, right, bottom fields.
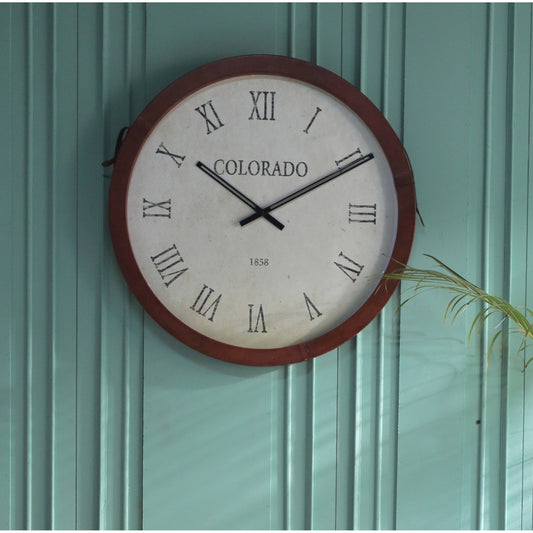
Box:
left=195, top=100, right=224, bottom=134
left=150, top=244, right=188, bottom=287
left=303, top=293, right=323, bottom=321
left=335, top=147, right=363, bottom=168
left=303, top=106, right=322, bottom=134
left=156, top=142, right=185, bottom=167
left=190, top=284, right=222, bottom=321
left=248, top=304, right=267, bottom=333
left=334, top=251, right=364, bottom=283
left=348, top=203, right=377, bottom=224
left=248, top=91, right=276, bottom=121
left=143, top=198, right=171, bottom=218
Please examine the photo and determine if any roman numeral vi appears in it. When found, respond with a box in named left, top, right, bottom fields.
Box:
left=248, top=304, right=267, bottom=333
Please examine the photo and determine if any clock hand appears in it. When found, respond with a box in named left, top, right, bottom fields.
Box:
left=239, top=153, right=374, bottom=227
left=196, top=161, right=285, bottom=230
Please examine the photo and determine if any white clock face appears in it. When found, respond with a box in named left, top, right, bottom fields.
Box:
left=125, top=74, right=398, bottom=350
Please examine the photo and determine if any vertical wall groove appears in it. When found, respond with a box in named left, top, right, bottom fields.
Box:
left=284, top=367, right=292, bottom=529
left=99, top=6, right=112, bottom=528
left=7, top=4, right=30, bottom=528
left=50, top=4, right=78, bottom=528
left=74, top=11, right=80, bottom=527
left=499, top=4, right=515, bottom=528
left=76, top=4, right=104, bottom=527
left=0, top=3, right=13, bottom=527
left=477, top=3, right=510, bottom=529
left=505, top=4, right=532, bottom=528
left=478, top=4, right=493, bottom=528
left=375, top=5, right=405, bottom=528
left=50, top=6, right=58, bottom=525
left=25, top=5, right=34, bottom=525
left=44, top=3, right=54, bottom=527
left=123, top=5, right=146, bottom=529
left=21, top=5, right=56, bottom=527
left=268, top=365, right=287, bottom=530
left=518, top=5, right=533, bottom=528
left=523, top=7, right=533, bottom=530
left=99, top=5, right=107, bottom=523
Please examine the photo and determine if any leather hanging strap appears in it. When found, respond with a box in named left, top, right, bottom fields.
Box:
left=101, top=126, right=130, bottom=168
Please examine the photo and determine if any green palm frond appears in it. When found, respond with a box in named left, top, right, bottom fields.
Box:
left=383, top=254, right=532, bottom=369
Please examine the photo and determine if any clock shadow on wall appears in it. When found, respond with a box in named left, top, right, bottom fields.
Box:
left=149, top=316, right=275, bottom=385
left=106, top=54, right=417, bottom=369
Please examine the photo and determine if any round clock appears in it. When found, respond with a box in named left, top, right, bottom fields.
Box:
left=109, top=54, right=416, bottom=366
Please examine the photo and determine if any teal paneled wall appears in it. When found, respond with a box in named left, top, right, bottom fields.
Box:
left=1, top=3, right=532, bottom=529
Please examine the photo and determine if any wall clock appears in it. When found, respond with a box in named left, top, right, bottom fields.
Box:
left=109, top=54, right=416, bottom=366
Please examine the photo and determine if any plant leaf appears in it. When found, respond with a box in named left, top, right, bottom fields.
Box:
left=487, top=329, right=503, bottom=365
left=383, top=255, right=532, bottom=370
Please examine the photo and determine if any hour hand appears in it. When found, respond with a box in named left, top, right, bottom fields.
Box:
left=195, top=162, right=284, bottom=230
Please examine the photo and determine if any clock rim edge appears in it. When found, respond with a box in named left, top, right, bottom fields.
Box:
left=108, top=54, right=416, bottom=367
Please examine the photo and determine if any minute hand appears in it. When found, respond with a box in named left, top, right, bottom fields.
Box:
left=239, top=152, right=374, bottom=227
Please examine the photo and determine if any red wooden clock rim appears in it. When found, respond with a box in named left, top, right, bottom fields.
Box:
left=109, top=54, right=416, bottom=367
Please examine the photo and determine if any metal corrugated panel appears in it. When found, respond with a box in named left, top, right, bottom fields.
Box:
left=0, top=3, right=531, bottom=530
left=1, top=4, right=145, bottom=529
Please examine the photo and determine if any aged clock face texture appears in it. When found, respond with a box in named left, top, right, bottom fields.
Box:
left=109, top=55, right=416, bottom=366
